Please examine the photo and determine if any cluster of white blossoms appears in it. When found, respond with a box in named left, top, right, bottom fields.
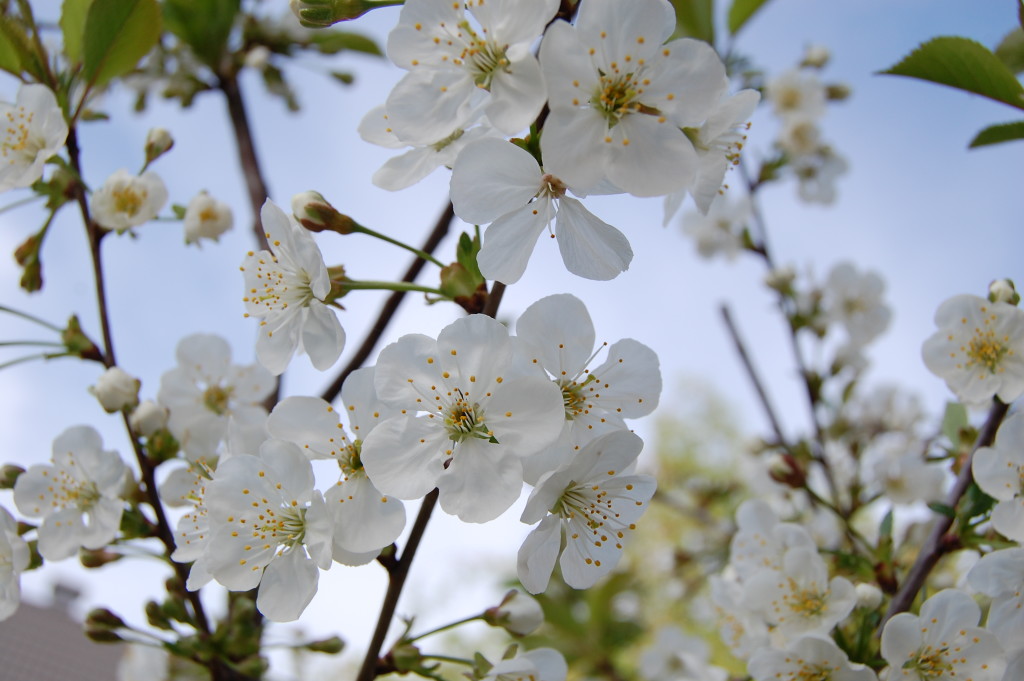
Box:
left=359, top=0, right=757, bottom=284
left=764, top=48, right=849, bottom=205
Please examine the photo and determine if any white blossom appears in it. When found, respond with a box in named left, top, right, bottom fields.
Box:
left=640, top=626, right=728, bottom=681
left=539, top=0, right=727, bottom=197
left=183, top=191, right=233, bottom=245
left=485, top=588, right=545, bottom=636
left=514, top=293, right=661, bottom=482
left=0, top=84, right=68, bottom=192
left=89, top=365, right=140, bottom=413
left=749, top=636, right=876, bottom=681
left=482, top=648, right=567, bottom=681
left=880, top=588, right=1005, bottom=681
left=972, top=412, right=1024, bottom=542
left=518, top=430, right=656, bottom=593
left=204, top=440, right=334, bottom=622
left=679, top=194, right=750, bottom=261
left=90, top=169, right=168, bottom=233
left=383, top=0, right=557, bottom=142
left=966, top=548, right=1024, bottom=654
left=362, top=314, right=564, bottom=522
left=13, top=425, right=127, bottom=560
left=0, top=505, right=29, bottom=621
left=451, top=138, right=632, bottom=284
left=129, top=399, right=168, bottom=438
left=921, top=294, right=1024, bottom=407
left=766, top=68, right=827, bottom=121
left=158, top=333, right=274, bottom=460
left=266, top=369, right=406, bottom=559
left=241, top=199, right=346, bottom=375
left=822, top=262, right=891, bottom=346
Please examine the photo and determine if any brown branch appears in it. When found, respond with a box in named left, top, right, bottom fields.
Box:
left=720, top=303, right=787, bottom=447
left=881, top=398, right=1010, bottom=624
left=320, top=202, right=454, bottom=403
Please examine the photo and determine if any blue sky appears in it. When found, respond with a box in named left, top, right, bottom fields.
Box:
left=0, top=0, right=1021, bottom=671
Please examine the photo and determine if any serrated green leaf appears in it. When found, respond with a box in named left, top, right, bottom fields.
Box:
left=671, top=0, right=715, bottom=45
left=996, top=27, right=1024, bottom=74
left=83, top=0, right=162, bottom=88
left=61, top=0, right=92, bottom=65
left=881, top=36, right=1024, bottom=111
left=941, top=401, right=968, bottom=446
left=162, top=0, right=239, bottom=69
left=727, top=0, right=770, bottom=35
left=311, top=30, right=383, bottom=57
left=969, top=120, right=1024, bottom=147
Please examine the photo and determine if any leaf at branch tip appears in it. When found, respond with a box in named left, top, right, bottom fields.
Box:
left=727, top=0, right=771, bottom=36
left=995, top=27, right=1024, bottom=74
left=671, top=0, right=715, bottom=45
left=880, top=36, right=1024, bottom=111
left=83, top=0, right=162, bottom=89
left=969, top=120, right=1024, bottom=148
left=61, top=0, right=93, bottom=66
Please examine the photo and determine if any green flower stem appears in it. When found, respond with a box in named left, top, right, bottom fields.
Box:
left=0, top=304, right=62, bottom=332
left=343, top=279, right=447, bottom=297
left=0, top=193, right=45, bottom=216
left=0, top=351, right=71, bottom=371
left=421, top=654, right=475, bottom=666
left=0, top=340, right=65, bottom=348
left=350, top=222, right=446, bottom=268
left=408, top=615, right=483, bottom=643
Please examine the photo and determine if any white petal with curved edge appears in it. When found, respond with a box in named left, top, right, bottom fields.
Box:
left=555, top=197, right=632, bottom=280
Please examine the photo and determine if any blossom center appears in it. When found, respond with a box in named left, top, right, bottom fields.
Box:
left=46, top=465, right=101, bottom=511
left=2, top=107, right=33, bottom=161
left=591, top=72, right=658, bottom=127
left=903, top=646, right=953, bottom=678
left=791, top=663, right=836, bottom=681
left=339, top=440, right=365, bottom=480
left=203, top=384, right=233, bottom=415
left=455, top=20, right=510, bottom=89
left=966, top=327, right=1010, bottom=374
left=784, top=581, right=828, bottom=617
left=111, top=186, right=147, bottom=216
left=444, top=393, right=493, bottom=443
left=431, top=127, right=465, bottom=152
left=248, top=255, right=317, bottom=315
left=255, top=504, right=308, bottom=553
left=539, top=173, right=567, bottom=200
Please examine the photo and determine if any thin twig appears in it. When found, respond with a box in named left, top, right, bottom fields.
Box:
left=720, top=303, right=787, bottom=446
left=320, top=202, right=454, bottom=404
left=881, top=399, right=1009, bottom=624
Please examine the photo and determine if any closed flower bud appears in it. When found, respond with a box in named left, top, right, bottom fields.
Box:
left=1, top=464, right=24, bottom=489
left=855, top=582, right=883, bottom=610
left=291, top=190, right=353, bottom=234
left=90, top=366, right=140, bottom=413
left=484, top=589, right=545, bottom=636
left=801, top=45, right=830, bottom=68
left=129, top=400, right=168, bottom=437
left=289, top=0, right=400, bottom=27
left=989, top=278, right=1019, bottom=305
left=144, top=128, right=174, bottom=163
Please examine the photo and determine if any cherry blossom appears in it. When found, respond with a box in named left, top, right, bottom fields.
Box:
left=921, top=294, right=1024, bottom=406
left=881, top=589, right=1005, bottom=681
left=822, top=261, right=891, bottom=346
left=0, top=505, right=28, bottom=621
left=183, top=191, right=233, bottom=245
left=451, top=138, right=632, bottom=284
left=679, top=193, right=750, bottom=261
left=966, top=548, right=1024, bottom=654
left=749, top=636, right=876, bottom=681
left=266, top=368, right=406, bottom=559
left=482, top=648, right=567, bottom=681
left=157, top=333, right=274, bottom=460
left=204, top=440, right=334, bottom=622
left=539, top=0, right=727, bottom=197
left=640, top=626, right=728, bottom=681
left=972, top=411, right=1024, bottom=541
left=90, top=169, right=168, bottom=233
left=89, top=365, right=140, bottom=413
left=361, top=314, right=564, bottom=522
left=517, top=430, right=656, bottom=593
left=0, top=84, right=68, bottom=192
left=383, top=0, right=557, bottom=142
left=514, top=293, right=661, bottom=481
left=240, top=199, right=346, bottom=375
left=13, top=425, right=128, bottom=561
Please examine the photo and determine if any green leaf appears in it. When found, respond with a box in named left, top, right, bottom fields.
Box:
left=996, top=28, right=1024, bottom=74
left=310, top=30, right=383, bottom=57
left=83, top=0, right=162, bottom=88
left=0, top=17, right=24, bottom=75
left=941, top=401, right=968, bottom=446
left=0, top=15, right=45, bottom=78
left=727, top=0, right=770, bottom=35
left=881, top=36, right=1024, bottom=111
left=927, top=502, right=956, bottom=518
left=671, top=0, right=715, bottom=45
left=969, top=120, right=1024, bottom=147
left=61, top=0, right=92, bottom=65
left=162, top=0, right=240, bottom=69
